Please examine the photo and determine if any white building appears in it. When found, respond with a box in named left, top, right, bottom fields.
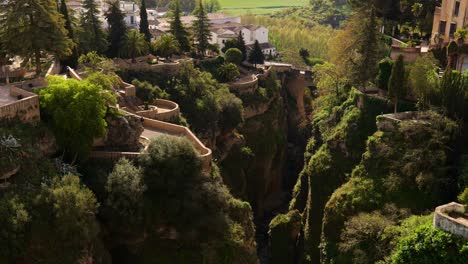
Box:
left=209, top=23, right=276, bottom=56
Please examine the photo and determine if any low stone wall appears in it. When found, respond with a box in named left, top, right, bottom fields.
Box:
left=0, top=68, right=26, bottom=79
left=153, top=99, right=179, bottom=121
left=10, top=78, right=48, bottom=92
left=124, top=83, right=136, bottom=97
left=433, top=202, right=468, bottom=238
left=115, top=59, right=183, bottom=76
left=0, top=87, right=40, bottom=123
left=390, top=46, right=421, bottom=62
left=67, top=67, right=83, bottom=81
left=229, top=75, right=258, bottom=94
left=92, top=108, right=212, bottom=173
left=142, top=117, right=212, bottom=172
left=46, top=60, right=61, bottom=77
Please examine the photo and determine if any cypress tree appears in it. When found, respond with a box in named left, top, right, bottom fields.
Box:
left=59, top=0, right=78, bottom=68
left=79, top=0, right=108, bottom=54
left=237, top=31, right=247, bottom=61
left=248, top=40, right=265, bottom=68
left=139, top=0, right=152, bottom=42
left=388, top=55, right=406, bottom=113
left=106, top=1, right=127, bottom=58
left=0, top=0, right=73, bottom=75
left=192, top=0, right=211, bottom=56
left=170, top=0, right=191, bottom=52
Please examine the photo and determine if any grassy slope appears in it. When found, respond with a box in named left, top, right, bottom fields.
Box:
left=219, top=0, right=308, bottom=15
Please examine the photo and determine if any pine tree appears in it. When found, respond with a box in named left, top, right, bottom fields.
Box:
left=353, top=8, right=380, bottom=90
left=79, top=0, right=108, bottom=54
left=106, top=1, right=127, bottom=58
left=192, top=0, right=211, bottom=56
left=59, top=0, right=78, bottom=68
left=170, top=0, right=191, bottom=52
left=388, top=55, right=406, bottom=113
left=139, top=0, right=152, bottom=42
left=0, top=0, right=73, bottom=75
left=237, top=31, right=247, bottom=61
left=248, top=40, right=265, bottom=68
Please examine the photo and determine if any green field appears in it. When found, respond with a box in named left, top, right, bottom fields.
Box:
left=219, top=0, right=309, bottom=15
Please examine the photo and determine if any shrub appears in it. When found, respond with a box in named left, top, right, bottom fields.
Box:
left=376, top=58, right=394, bottom=90
left=458, top=188, right=468, bottom=208
left=40, top=76, right=112, bottom=158
left=217, top=62, right=240, bottom=82
left=132, top=79, right=168, bottom=102
left=105, top=158, right=146, bottom=226
left=225, top=48, right=243, bottom=65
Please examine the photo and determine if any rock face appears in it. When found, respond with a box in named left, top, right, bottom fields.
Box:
left=104, top=114, right=144, bottom=151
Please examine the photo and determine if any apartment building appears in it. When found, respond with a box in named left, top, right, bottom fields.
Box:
left=431, top=0, right=468, bottom=71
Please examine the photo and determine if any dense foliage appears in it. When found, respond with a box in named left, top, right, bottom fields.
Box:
left=39, top=76, right=114, bottom=158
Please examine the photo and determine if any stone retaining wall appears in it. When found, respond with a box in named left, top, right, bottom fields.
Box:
left=115, top=59, right=183, bottom=76
left=92, top=108, right=212, bottom=173
left=46, top=60, right=61, bottom=77
left=0, top=87, right=40, bottom=123
left=229, top=74, right=258, bottom=94
left=390, top=46, right=421, bottom=62
left=433, top=202, right=468, bottom=238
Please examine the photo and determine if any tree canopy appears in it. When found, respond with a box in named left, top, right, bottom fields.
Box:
left=39, top=76, right=114, bottom=158
left=78, top=0, right=108, bottom=54
left=106, top=1, right=127, bottom=58
left=0, top=0, right=73, bottom=75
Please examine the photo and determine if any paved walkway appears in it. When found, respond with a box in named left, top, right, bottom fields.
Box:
left=0, top=86, right=16, bottom=106
left=141, top=126, right=179, bottom=140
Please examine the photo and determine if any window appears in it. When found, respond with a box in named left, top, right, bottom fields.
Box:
left=449, top=23, right=457, bottom=37
left=439, top=21, right=447, bottom=35
left=454, top=1, right=460, bottom=16
left=131, top=16, right=134, bottom=24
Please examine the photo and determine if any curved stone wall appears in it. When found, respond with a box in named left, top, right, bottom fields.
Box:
left=433, top=202, right=468, bottom=238
left=229, top=74, right=258, bottom=94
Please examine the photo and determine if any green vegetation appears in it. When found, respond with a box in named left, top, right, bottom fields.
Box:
left=192, top=0, right=212, bottom=56
left=388, top=55, right=407, bottom=113
left=106, top=1, right=127, bottom=58
left=139, top=0, right=152, bottom=42
left=124, top=30, right=148, bottom=63
left=242, top=16, right=334, bottom=66
left=151, top=34, right=181, bottom=59
left=219, top=0, right=308, bottom=15
left=269, top=210, right=302, bottom=264
left=0, top=0, right=73, bottom=75
left=391, top=223, right=468, bottom=264
left=225, top=48, right=243, bottom=65
left=169, top=0, right=191, bottom=52
left=78, top=0, right=108, bottom=54
left=39, top=76, right=115, bottom=159
left=248, top=40, right=265, bottom=67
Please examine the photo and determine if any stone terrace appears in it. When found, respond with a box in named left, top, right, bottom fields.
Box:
left=0, top=86, right=17, bottom=106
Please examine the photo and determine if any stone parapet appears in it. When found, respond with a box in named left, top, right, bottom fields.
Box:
left=433, top=202, right=468, bottom=239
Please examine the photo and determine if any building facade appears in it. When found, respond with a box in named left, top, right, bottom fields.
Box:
left=431, top=0, right=468, bottom=71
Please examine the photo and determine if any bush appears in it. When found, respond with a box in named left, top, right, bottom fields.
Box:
left=85, top=71, right=120, bottom=90
left=105, top=158, right=146, bottom=226
left=376, top=58, right=394, bottom=90
left=225, top=48, right=243, bottom=65
left=132, top=79, right=168, bottom=102
left=217, top=63, right=240, bottom=83
left=391, top=223, right=468, bottom=264
left=458, top=188, right=468, bottom=208
left=40, top=76, right=112, bottom=159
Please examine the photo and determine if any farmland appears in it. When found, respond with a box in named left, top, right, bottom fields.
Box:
left=219, top=0, right=309, bottom=15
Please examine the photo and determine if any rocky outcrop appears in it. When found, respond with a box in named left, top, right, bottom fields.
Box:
left=102, top=114, right=144, bottom=151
